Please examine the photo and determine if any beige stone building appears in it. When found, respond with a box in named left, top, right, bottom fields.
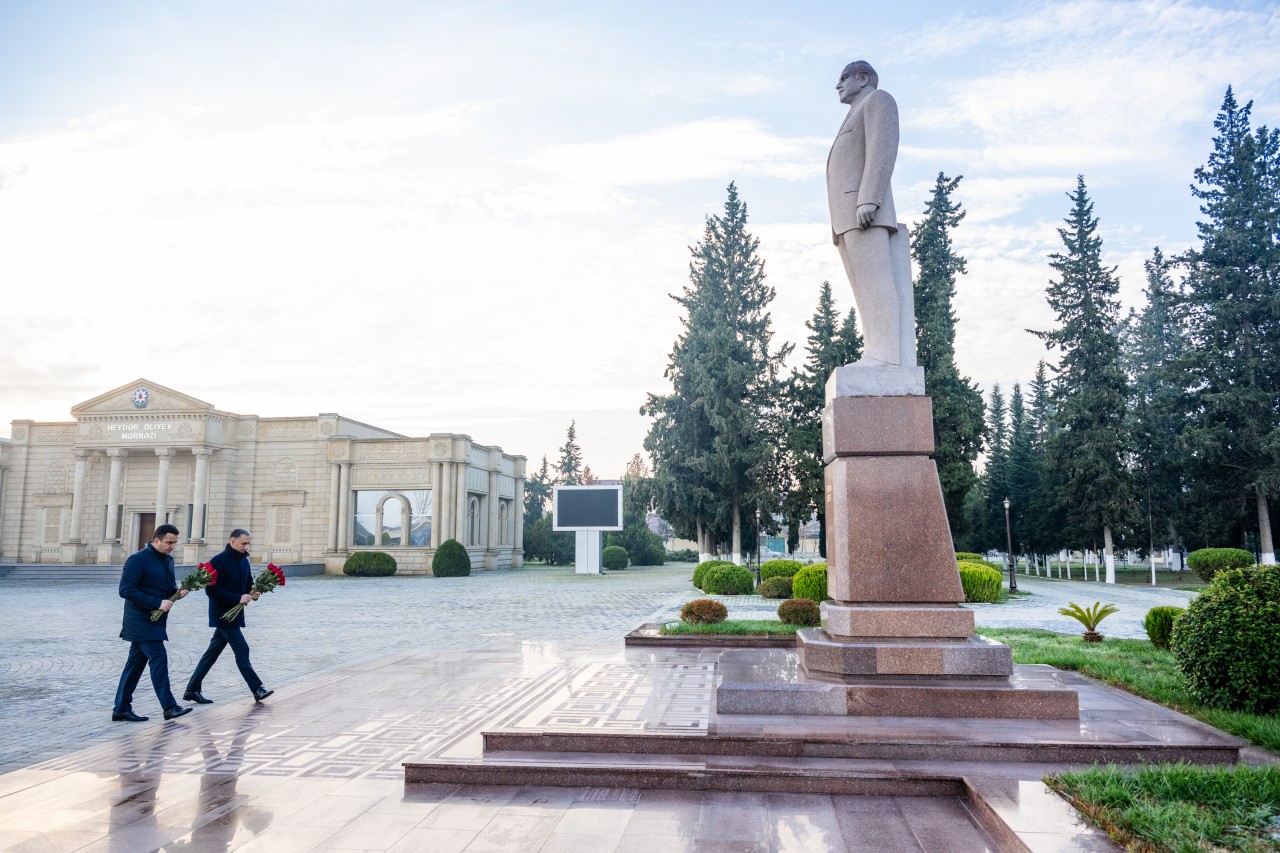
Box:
left=0, top=380, right=525, bottom=573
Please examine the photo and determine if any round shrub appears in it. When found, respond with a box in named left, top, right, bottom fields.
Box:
left=1171, top=567, right=1280, bottom=713
left=792, top=563, right=830, bottom=602
left=756, top=576, right=793, bottom=599
left=692, top=559, right=733, bottom=591
left=602, top=545, right=629, bottom=570
left=1186, top=548, right=1256, bottom=583
left=343, top=551, right=397, bottom=576
left=702, top=564, right=754, bottom=596
left=636, top=545, right=665, bottom=566
left=778, top=597, right=821, bottom=626
left=1143, top=605, right=1185, bottom=650
left=958, top=561, right=1002, bottom=603
left=431, top=539, right=472, bottom=577
left=666, top=548, right=698, bottom=563
left=760, top=559, right=803, bottom=581
left=681, top=598, right=728, bottom=624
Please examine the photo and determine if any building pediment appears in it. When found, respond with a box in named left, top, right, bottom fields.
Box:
left=71, top=380, right=218, bottom=418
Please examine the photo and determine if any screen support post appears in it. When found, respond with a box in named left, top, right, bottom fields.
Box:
left=575, top=530, right=602, bottom=575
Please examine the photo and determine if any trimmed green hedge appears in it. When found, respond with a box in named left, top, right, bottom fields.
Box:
left=703, top=563, right=754, bottom=595
left=1172, top=567, right=1280, bottom=713
left=793, top=563, right=830, bottom=602
left=1186, top=548, right=1256, bottom=583
left=432, top=539, right=472, bottom=577
left=958, top=561, right=1002, bottom=603
left=760, top=559, right=803, bottom=581
left=693, top=559, right=733, bottom=591
left=1143, top=605, right=1184, bottom=650
left=343, top=551, right=397, bottom=576
left=955, top=552, right=984, bottom=562
left=602, top=545, right=629, bottom=570
left=756, top=576, right=793, bottom=599
left=636, top=545, right=665, bottom=566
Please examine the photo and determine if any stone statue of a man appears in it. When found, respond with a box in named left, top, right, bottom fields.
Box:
left=828, top=60, right=916, bottom=372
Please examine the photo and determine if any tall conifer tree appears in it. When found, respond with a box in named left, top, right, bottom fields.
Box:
left=911, top=173, right=986, bottom=539
left=1180, top=88, right=1280, bottom=562
left=643, top=184, right=789, bottom=562
left=1032, top=177, right=1136, bottom=581
left=555, top=421, right=584, bottom=485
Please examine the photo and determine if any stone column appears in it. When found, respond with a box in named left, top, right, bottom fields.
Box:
left=454, top=464, right=468, bottom=544
left=513, top=473, right=525, bottom=567
left=104, top=449, right=125, bottom=542
left=430, top=462, right=444, bottom=549
left=154, top=448, right=173, bottom=525
left=191, top=448, right=211, bottom=542
left=438, top=462, right=453, bottom=546
left=0, top=462, right=8, bottom=560
left=485, top=463, right=500, bottom=568
left=69, top=450, right=89, bottom=543
left=326, top=462, right=341, bottom=551
left=335, top=462, right=351, bottom=553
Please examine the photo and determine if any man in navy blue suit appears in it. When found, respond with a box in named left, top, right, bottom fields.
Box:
left=182, top=529, right=273, bottom=704
left=112, top=523, right=193, bottom=722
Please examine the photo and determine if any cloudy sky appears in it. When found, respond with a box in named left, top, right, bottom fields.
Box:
left=2, top=0, right=1278, bottom=476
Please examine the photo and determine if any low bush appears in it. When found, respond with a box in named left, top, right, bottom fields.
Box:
left=958, top=561, right=1002, bottom=603
left=1172, top=566, right=1280, bottom=713
left=601, top=545, right=629, bottom=570
left=680, top=598, right=728, bottom=624
left=343, top=551, right=397, bottom=576
left=1186, top=547, right=1256, bottom=583
left=666, top=548, right=698, bottom=563
left=431, top=539, right=472, bottom=577
left=792, top=563, right=830, bottom=602
left=702, top=563, right=754, bottom=595
left=636, top=545, right=665, bottom=566
left=692, top=559, right=733, bottom=591
left=760, top=559, right=803, bottom=581
left=955, top=551, right=984, bottom=562
left=756, top=576, right=793, bottom=599
left=777, top=597, right=821, bottom=626
left=1143, top=605, right=1184, bottom=650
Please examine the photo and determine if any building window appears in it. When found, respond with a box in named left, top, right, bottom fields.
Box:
left=498, top=502, right=508, bottom=546
left=273, top=457, right=298, bottom=490
left=353, top=489, right=431, bottom=547
left=468, top=496, right=480, bottom=546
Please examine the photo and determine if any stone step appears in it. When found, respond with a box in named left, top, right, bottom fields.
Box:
left=479, top=728, right=1239, bottom=766
left=404, top=750, right=966, bottom=797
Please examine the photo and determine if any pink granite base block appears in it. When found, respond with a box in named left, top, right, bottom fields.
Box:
left=823, top=603, right=975, bottom=640
left=797, top=629, right=1013, bottom=677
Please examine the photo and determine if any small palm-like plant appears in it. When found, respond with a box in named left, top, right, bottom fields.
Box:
left=1058, top=601, right=1119, bottom=643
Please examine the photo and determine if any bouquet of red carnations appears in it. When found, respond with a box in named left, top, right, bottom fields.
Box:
left=151, top=562, right=218, bottom=621
left=221, top=563, right=285, bottom=622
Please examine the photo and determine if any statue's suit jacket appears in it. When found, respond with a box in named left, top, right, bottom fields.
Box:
left=827, top=87, right=900, bottom=244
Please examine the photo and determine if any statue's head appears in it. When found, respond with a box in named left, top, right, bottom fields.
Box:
left=837, top=60, right=878, bottom=104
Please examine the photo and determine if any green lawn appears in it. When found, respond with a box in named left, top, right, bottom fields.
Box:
left=659, top=619, right=802, bottom=636
left=1047, top=763, right=1280, bottom=853
left=1014, top=564, right=1207, bottom=588
left=980, top=628, right=1280, bottom=753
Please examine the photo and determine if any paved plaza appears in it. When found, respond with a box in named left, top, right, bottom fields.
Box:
left=0, top=563, right=1213, bottom=851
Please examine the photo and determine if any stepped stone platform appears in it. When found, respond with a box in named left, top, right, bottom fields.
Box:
left=0, top=562, right=325, bottom=581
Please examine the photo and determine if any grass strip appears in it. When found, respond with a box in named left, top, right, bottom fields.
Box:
left=1046, top=763, right=1280, bottom=852
left=659, top=620, right=801, bottom=636
left=980, top=628, right=1280, bottom=753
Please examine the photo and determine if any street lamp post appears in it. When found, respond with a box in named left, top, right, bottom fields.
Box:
left=1003, top=496, right=1017, bottom=592
left=755, top=506, right=762, bottom=585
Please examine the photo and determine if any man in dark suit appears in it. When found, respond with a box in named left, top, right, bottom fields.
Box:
left=112, top=523, right=193, bottom=722
left=183, top=529, right=273, bottom=704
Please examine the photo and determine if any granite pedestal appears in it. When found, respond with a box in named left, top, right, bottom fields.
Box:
left=725, top=372, right=1079, bottom=720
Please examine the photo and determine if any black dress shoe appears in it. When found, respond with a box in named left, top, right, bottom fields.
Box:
left=163, top=706, right=192, bottom=720
left=183, top=691, right=214, bottom=704
left=253, top=687, right=274, bottom=703
left=111, top=710, right=149, bottom=722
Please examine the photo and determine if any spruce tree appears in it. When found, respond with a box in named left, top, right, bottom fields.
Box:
left=523, top=455, right=553, bottom=527
left=910, top=173, right=987, bottom=538
left=555, top=421, right=584, bottom=485
left=1026, top=361, right=1064, bottom=558
left=978, top=383, right=1009, bottom=553
left=1031, top=176, right=1136, bottom=581
left=783, top=281, right=861, bottom=559
left=1180, top=88, right=1280, bottom=563
left=1123, top=248, right=1189, bottom=563
left=643, top=183, right=790, bottom=562
left=1005, top=383, right=1038, bottom=558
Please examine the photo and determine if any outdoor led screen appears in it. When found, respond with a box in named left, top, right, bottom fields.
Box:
left=552, top=485, right=624, bottom=531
